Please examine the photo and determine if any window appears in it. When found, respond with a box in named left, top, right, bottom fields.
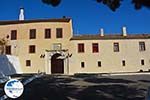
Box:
left=5, top=45, right=11, bottom=55
left=98, top=61, right=101, bottom=67
left=29, top=45, right=36, bottom=53
left=56, top=28, right=63, bottom=38
left=78, top=43, right=84, bottom=53
left=53, top=43, right=62, bottom=50
left=30, top=29, right=36, bottom=39
left=114, top=42, right=119, bottom=52
left=141, top=59, right=144, bottom=65
left=11, top=30, right=17, bottom=40
left=26, top=60, right=31, bottom=67
left=45, top=29, right=51, bottom=39
left=92, top=43, right=99, bottom=53
left=122, top=60, right=126, bottom=66
left=81, top=62, right=85, bottom=68
left=139, top=42, right=146, bottom=51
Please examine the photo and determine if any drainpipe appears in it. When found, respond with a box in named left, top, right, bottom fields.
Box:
left=67, top=55, right=69, bottom=74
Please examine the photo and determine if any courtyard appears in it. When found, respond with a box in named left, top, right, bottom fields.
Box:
left=1, top=73, right=149, bottom=100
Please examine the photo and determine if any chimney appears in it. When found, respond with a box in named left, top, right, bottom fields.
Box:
left=100, top=28, right=104, bottom=36
left=122, top=26, right=127, bottom=36
left=19, top=8, right=24, bottom=20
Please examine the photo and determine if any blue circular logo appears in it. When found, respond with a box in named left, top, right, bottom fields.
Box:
left=4, top=79, right=24, bottom=99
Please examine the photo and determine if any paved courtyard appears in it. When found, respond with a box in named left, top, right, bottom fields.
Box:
left=1, top=74, right=150, bottom=100
left=12, top=74, right=150, bottom=100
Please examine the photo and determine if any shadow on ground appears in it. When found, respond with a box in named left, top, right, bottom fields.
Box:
left=139, top=80, right=150, bottom=83
left=84, top=77, right=135, bottom=84
left=12, top=74, right=149, bottom=100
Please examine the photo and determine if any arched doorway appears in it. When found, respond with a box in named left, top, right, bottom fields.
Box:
left=51, top=53, right=64, bottom=74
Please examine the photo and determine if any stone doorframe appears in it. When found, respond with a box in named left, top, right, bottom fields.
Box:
left=45, top=49, right=70, bottom=74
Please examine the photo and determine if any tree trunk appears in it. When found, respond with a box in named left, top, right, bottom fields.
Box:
left=0, top=45, right=5, bottom=55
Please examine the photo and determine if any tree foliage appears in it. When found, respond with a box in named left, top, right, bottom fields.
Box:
left=42, top=0, right=61, bottom=7
left=41, top=0, right=150, bottom=11
left=96, top=0, right=122, bottom=11
left=97, top=0, right=150, bottom=11
left=0, top=38, right=8, bottom=54
left=0, top=38, right=7, bottom=46
left=132, top=0, right=150, bottom=10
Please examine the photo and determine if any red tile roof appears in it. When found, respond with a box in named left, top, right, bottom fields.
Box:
left=0, top=18, right=71, bottom=25
left=71, top=34, right=150, bottom=40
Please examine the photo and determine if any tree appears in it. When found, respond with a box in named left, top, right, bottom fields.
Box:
left=96, top=0, right=150, bottom=11
left=41, top=0, right=150, bottom=11
left=42, top=0, right=61, bottom=7
left=0, top=38, right=8, bottom=55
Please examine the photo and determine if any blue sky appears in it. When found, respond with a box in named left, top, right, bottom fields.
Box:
left=0, top=0, right=150, bottom=34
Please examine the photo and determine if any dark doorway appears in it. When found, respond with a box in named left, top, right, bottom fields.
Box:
left=51, top=53, right=64, bottom=74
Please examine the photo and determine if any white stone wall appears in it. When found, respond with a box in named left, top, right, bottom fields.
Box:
left=0, top=55, right=22, bottom=77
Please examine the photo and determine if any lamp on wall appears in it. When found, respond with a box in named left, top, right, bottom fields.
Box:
left=40, top=54, right=45, bottom=58
left=14, top=45, right=17, bottom=48
left=6, top=35, right=9, bottom=39
left=68, top=53, right=72, bottom=57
